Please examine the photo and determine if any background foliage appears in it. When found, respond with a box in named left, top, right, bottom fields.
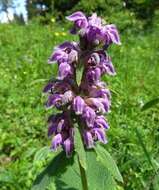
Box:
left=0, top=0, right=159, bottom=189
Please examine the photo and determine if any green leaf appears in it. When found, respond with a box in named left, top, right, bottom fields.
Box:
left=141, top=98, right=159, bottom=111
left=86, top=150, right=117, bottom=190
left=33, top=146, right=51, bottom=162
left=31, top=151, right=75, bottom=190
left=76, top=64, right=84, bottom=86
left=74, top=124, right=87, bottom=170
left=95, top=144, right=123, bottom=182
left=0, top=171, right=14, bottom=183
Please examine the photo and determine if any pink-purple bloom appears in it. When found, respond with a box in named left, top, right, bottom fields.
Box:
left=43, top=12, right=121, bottom=157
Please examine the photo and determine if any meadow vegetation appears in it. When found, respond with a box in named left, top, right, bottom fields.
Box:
left=0, top=18, right=159, bottom=189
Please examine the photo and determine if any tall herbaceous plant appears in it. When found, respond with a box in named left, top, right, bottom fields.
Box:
left=32, top=12, right=123, bottom=190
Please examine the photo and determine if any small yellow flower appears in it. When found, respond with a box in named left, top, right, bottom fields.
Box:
left=51, top=18, right=56, bottom=23
left=61, top=32, right=67, bottom=36
left=55, top=32, right=60, bottom=37
left=23, top=71, right=28, bottom=75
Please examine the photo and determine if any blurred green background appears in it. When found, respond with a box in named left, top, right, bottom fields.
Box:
left=0, top=0, right=159, bottom=189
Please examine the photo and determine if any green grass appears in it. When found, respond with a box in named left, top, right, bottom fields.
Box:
left=0, top=22, right=159, bottom=190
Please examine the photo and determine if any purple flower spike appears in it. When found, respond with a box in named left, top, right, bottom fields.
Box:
left=73, top=96, right=86, bottom=115
left=44, top=11, right=121, bottom=156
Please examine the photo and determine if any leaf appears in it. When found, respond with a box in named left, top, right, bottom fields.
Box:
left=86, top=150, right=117, bottom=190
left=141, top=98, right=159, bottom=111
left=74, top=124, right=87, bottom=170
left=95, top=144, right=123, bottom=182
left=31, top=151, right=75, bottom=190
left=76, top=63, right=84, bottom=86
left=33, top=146, right=51, bottom=162
left=0, top=171, right=14, bottom=183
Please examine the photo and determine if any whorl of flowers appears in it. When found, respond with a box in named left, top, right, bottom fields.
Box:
left=43, top=12, right=121, bottom=157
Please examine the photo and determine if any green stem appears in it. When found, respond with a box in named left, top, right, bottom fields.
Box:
left=78, top=155, right=88, bottom=190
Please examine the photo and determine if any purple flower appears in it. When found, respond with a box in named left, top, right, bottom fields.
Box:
left=48, top=42, right=79, bottom=64
left=43, top=82, right=55, bottom=94
left=86, top=67, right=101, bottom=85
left=81, top=106, right=96, bottom=127
left=89, top=88, right=110, bottom=100
left=62, top=90, right=74, bottom=104
left=94, top=116, right=109, bottom=129
left=66, top=12, right=88, bottom=34
left=102, top=24, right=121, bottom=49
left=52, top=133, right=63, bottom=151
left=48, top=48, right=68, bottom=64
left=91, top=128, right=107, bottom=144
left=72, top=96, right=86, bottom=115
left=48, top=122, right=58, bottom=136
left=83, top=130, right=94, bottom=148
left=58, top=62, right=73, bottom=80
left=45, top=94, right=62, bottom=110
left=63, top=137, right=74, bottom=157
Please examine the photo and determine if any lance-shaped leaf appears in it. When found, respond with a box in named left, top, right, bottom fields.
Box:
left=141, top=97, right=159, bottom=111
left=74, top=124, right=87, bottom=170
left=76, top=60, right=84, bottom=86
left=95, top=144, right=123, bottom=182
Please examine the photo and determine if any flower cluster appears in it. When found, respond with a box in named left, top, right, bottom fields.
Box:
left=43, top=12, right=121, bottom=157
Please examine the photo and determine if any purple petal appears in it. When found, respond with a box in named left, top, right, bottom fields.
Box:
left=88, top=13, right=102, bottom=28
left=92, top=128, right=107, bottom=143
left=48, top=122, right=58, bottom=136
left=82, top=106, right=96, bottom=127
left=63, top=137, right=73, bottom=158
left=62, top=90, right=74, bottom=104
left=72, top=96, right=86, bottom=115
left=43, top=82, right=54, bottom=94
left=94, top=116, right=109, bottom=129
left=58, top=41, right=80, bottom=51
left=66, top=11, right=86, bottom=21
left=52, top=134, right=63, bottom=151
left=45, top=94, right=62, bottom=109
left=58, top=62, right=73, bottom=80
left=57, top=119, right=65, bottom=133
left=83, top=130, right=94, bottom=148
left=48, top=49, right=68, bottom=63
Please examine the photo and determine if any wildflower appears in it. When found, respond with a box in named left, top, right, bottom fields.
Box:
left=23, top=71, right=28, bottom=75
left=61, top=32, right=67, bottom=36
left=55, top=32, right=60, bottom=37
left=51, top=18, right=56, bottom=23
left=44, top=12, right=121, bottom=157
